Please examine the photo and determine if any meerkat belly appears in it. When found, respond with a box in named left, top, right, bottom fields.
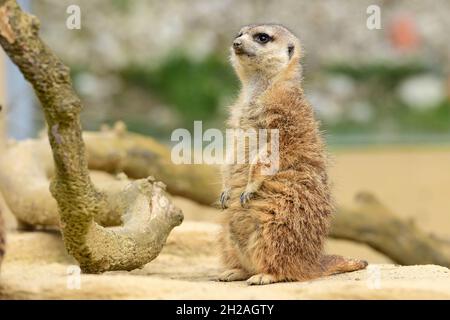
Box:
left=223, top=102, right=271, bottom=272
left=228, top=209, right=260, bottom=272
left=225, top=164, right=271, bottom=273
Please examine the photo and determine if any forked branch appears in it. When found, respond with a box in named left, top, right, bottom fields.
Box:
left=0, top=0, right=183, bottom=273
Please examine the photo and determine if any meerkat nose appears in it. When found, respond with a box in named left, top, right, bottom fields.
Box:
left=233, top=39, right=242, bottom=49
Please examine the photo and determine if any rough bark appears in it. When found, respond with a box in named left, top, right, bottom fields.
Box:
left=0, top=0, right=183, bottom=273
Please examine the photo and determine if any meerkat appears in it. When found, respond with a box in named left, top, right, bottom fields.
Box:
left=218, top=24, right=368, bottom=285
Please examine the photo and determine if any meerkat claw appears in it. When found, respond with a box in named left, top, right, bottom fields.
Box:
left=240, top=191, right=254, bottom=207
left=220, top=190, right=230, bottom=209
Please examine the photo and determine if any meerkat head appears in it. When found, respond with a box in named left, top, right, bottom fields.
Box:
left=230, top=24, right=302, bottom=82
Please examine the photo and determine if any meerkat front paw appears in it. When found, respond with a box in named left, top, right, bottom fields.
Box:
left=239, top=191, right=255, bottom=207
left=218, top=269, right=249, bottom=282
left=220, top=189, right=231, bottom=209
left=246, top=273, right=278, bottom=285
left=240, top=182, right=260, bottom=207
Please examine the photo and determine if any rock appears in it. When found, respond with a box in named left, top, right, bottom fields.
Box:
left=1, top=222, right=449, bottom=299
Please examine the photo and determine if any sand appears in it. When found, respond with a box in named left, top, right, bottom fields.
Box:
left=1, top=148, right=449, bottom=299
left=1, top=221, right=449, bottom=299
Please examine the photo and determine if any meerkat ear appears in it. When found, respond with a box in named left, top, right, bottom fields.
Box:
left=288, top=44, right=295, bottom=59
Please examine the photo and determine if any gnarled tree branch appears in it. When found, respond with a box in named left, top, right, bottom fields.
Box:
left=0, top=0, right=183, bottom=273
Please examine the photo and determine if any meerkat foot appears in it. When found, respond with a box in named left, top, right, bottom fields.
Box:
left=220, top=190, right=231, bottom=210
left=246, top=273, right=278, bottom=286
left=218, top=268, right=249, bottom=282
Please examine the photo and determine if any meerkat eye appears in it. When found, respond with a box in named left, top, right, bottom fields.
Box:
left=236, top=32, right=243, bottom=38
left=254, top=33, right=272, bottom=44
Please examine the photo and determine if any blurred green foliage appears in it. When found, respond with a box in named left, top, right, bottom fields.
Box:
left=70, top=56, right=449, bottom=145
left=121, top=54, right=239, bottom=128
left=111, top=0, right=131, bottom=11
left=397, top=100, right=450, bottom=133
left=325, top=61, right=431, bottom=87
left=324, top=61, right=450, bottom=137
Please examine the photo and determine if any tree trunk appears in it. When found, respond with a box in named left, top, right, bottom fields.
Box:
left=0, top=0, right=183, bottom=273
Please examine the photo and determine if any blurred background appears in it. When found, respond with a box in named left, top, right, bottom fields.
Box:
left=0, top=0, right=449, bottom=262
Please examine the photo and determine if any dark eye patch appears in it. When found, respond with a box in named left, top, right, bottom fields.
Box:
left=288, top=44, right=295, bottom=59
left=253, top=33, right=273, bottom=44
left=236, top=31, right=243, bottom=38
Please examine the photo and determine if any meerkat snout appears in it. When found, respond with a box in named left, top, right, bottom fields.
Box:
left=232, top=38, right=244, bottom=54
left=232, top=38, right=242, bottom=49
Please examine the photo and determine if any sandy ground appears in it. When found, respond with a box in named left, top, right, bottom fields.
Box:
left=1, top=148, right=450, bottom=299
left=1, top=222, right=450, bottom=299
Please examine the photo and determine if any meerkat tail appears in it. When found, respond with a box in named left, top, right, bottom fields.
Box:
left=319, top=255, right=368, bottom=277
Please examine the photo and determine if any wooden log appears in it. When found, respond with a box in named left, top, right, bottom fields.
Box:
left=331, top=192, right=450, bottom=267
left=84, top=122, right=221, bottom=206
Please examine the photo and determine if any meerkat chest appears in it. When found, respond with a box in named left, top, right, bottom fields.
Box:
left=229, top=101, right=265, bottom=130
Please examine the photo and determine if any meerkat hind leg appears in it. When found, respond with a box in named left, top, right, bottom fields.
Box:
left=218, top=268, right=250, bottom=282
left=320, top=255, right=368, bottom=277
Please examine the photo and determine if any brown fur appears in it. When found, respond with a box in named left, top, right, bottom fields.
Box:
left=219, top=24, right=367, bottom=285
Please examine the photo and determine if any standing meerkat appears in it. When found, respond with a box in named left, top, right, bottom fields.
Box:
left=219, top=24, right=368, bottom=285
